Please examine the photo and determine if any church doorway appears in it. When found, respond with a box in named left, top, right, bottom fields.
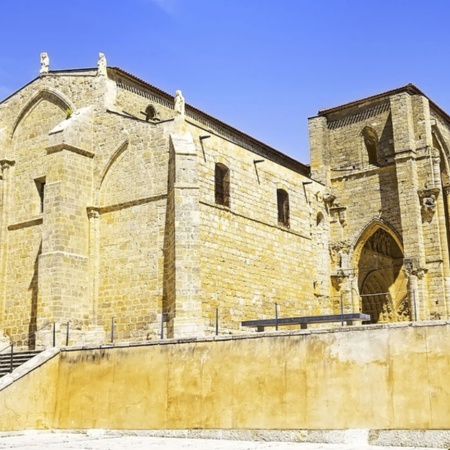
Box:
left=357, top=226, right=410, bottom=323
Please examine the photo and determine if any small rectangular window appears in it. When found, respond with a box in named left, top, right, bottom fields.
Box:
left=277, top=189, right=289, bottom=228
left=215, top=163, right=230, bottom=207
left=35, top=178, right=46, bottom=213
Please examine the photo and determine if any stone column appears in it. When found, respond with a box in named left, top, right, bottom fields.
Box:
left=38, top=145, right=93, bottom=332
left=165, top=128, right=203, bottom=338
left=87, top=207, right=100, bottom=324
left=405, top=265, right=425, bottom=321
left=430, top=152, right=450, bottom=318
left=443, top=186, right=450, bottom=317
left=349, top=273, right=360, bottom=313
left=390, top=92, right=427, bottom=315
left=37, top=110, right=95, bottom=344
left=309, top=116, right=330, bottom=185
left=0, top=160, right=14, bottom=338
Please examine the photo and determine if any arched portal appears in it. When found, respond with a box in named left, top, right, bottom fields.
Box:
left=355, top=223, right=410, bottom=323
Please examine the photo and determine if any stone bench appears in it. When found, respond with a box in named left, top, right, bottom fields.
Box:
left=241, top=313, right=371, bottom=332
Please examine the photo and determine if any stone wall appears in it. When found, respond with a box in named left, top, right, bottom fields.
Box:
left=310, top=88, right=450, bottom=323
left=0, top=322, right=450, bottom=431
left=2, top=65, right=450, bottom=346
left=190, top=122, right=330, bottom=332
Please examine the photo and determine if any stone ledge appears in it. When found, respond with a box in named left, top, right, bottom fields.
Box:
left=46, top=143, right=94, bottom=158
left=0, top=348, right=60, bottom=393
left=7, top=216, right=43, bottom=231
left=58, top=320, right=450, bottom=354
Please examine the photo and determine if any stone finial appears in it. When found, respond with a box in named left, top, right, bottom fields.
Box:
left=40, top=52, right=49, bottom=75
left=174, top=90, right=185, bottom=115
left=97, top=52, right=107, bottom=77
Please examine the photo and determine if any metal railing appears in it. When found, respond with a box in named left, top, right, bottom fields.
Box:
left=0, top=321, right=55, bottom=374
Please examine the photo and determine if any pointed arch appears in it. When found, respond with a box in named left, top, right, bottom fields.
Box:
left=99, top=140, right=129, bottom=190
left=12, top=89, right=74, bottom=137
left=361, top=126, right=379, bottom=165
left=352, top=218, right=403, bottom=265
left=432, top=123, right=450, bottom=159
left=352, top=218, right=408, bottom=323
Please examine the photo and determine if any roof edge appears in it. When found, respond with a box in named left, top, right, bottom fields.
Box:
left=318, top=84, right=422, bottom=115
left=317, top=83, right=450, bottom=126
left=109, top=67, right=311, bottom=175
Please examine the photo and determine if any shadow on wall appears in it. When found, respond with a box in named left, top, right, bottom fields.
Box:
left=28, top=242, right=42, bottom=350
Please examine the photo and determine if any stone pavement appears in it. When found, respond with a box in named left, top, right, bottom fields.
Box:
left=0, top=432, right=443, bottom=450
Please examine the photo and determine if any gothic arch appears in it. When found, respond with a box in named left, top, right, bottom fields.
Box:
left=352, top=219, right=409, bottom=323
left=97, top=140, right=131, bottom=206
left=352, top=218, right=403, bottom=265
left=98, top=140, right=129, bottom=190
left=361, top=126, right=379, bottom=165
left=11, top=89, right=75, bottom=137
left=432, top=124, right=450, bottom=160
left=431, top=125, right=450, bottom=259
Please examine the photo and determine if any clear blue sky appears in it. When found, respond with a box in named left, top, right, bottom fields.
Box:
left=1, top=0, right=450, bottom=163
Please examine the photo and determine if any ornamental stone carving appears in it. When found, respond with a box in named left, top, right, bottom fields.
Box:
left=97, top=52, right=107, bottom=77
left=365, top=228, right=392, bottom=257
left=174, top=90, right=185, bottom=115
left=40, top=52, right=49, bottom=75
left=87, top=207, right=100, bottom=219
left=323, top=193, right=336, bottom=208
left=418, top=187, right=440, bottom=222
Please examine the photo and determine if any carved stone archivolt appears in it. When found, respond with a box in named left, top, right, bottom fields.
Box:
left=396, top=296, right=412, bottom=321
left=365, top=228, right=393, bottom=257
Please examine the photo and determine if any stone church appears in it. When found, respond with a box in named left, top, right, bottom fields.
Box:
left=0, top=53, right=449, bottom=347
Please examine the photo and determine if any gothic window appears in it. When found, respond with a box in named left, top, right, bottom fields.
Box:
left=144, top=104, right=159, bottom=122
left=361, top=126, right=379, bottom=165
left=277, top=189, right=290, bottom=228
left=215, top=163, right=230, bottom=207
left=35, top=177, right=46, bottom=213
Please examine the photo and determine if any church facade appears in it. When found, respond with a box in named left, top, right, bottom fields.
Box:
left=0, top=54, right=449, bottom=347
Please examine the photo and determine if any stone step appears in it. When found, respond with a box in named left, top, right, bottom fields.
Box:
left=0, top=350, right=42, bottom=377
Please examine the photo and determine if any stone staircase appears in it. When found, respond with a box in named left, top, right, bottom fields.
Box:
left=0, top=350, right=42, bottom=378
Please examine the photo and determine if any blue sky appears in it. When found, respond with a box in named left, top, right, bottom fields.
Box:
left=1, top=0, right=450, bottom=163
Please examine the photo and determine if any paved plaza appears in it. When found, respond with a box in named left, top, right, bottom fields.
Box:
left=0, top=432, right=443, bottom=450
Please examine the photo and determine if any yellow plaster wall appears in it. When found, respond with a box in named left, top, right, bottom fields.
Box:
left=0, top=355, right=59, bottom=431
left=0, top=322, right=445, bottom=431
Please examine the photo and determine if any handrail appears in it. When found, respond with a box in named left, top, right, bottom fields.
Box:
left=0, top=321, right=56, bottom=374
left=0, top=321, right=54, bottom=356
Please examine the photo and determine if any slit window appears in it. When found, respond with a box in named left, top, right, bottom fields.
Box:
left=35, top=178, right=46, bottom=213
left=277, top=189, right=290, bottom=228
left=215, top=163, right=230, bottom=207
left=362, top=126, right=379, bottom=165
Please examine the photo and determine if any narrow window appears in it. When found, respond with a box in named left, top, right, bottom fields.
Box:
left=35, top=178, right=46, bottom=213
left=144, top=104, right=159, bottom=122
left=362, top=126, right=378, bottom=165
left=215, top=163, right=230, bottom=207
left=277, top=189, right=289, bottom=228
